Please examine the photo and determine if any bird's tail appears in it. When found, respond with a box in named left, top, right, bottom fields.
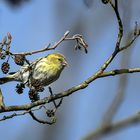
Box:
left=0, top=73, right=16, bottom=85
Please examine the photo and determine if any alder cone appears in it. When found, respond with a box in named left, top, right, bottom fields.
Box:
left=1, top=62, right=10, bottom=74
left=14, top=54, right=25, bottom=66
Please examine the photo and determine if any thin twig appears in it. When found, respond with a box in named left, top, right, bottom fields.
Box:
left=0, top=105, right=43, bottom=121
left=48, top=87, right=57, bottom=108
left=0, top=111, right=30, bottom=121
left=12, top=31, right=88, bottom=56
left=29, top=111, right=55, bottom=125
left=109, top=0, right=123, bottom=50
left=0, top=88, right=5, bottom=109
left=99, top=68, right=140, bottom=78
left=13, top=31, right=70, bottom=56
left=84, top=0, right=123, bottom=82
left=119, top=32, right=140, bottom=51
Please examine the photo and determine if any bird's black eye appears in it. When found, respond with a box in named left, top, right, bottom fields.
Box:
left=58, top=58, right=62, bottom=61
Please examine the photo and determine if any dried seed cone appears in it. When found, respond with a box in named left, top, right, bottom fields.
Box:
left=102, top=0, right=109, bottom=4
left=14, top=54, right=25, bottom=66
left=46, top=109, right=55, bottom=117
left=15, top=83, right=25, bottom=94
left=29, top=89, right=40, bottom=102
left=1, top=62, right=10, bottom=74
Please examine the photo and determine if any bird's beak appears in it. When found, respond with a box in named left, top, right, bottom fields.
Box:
left=62, top=60, right=69, bottom=67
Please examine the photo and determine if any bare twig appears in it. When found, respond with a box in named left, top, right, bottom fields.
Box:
left=48, top=87, right=57, bottom=108
left=109, top=0, right=123, bottom=51
left=101, top=43, right=131, bottom=127
left=0, top=105, right=55, bottom=125
left=48, top=86, right=63, bottom=110
left=29, top=111, right=55, bottom=125
left=12, top=31, right=88, bottom=56
left=0, top=110, right=30, bottom=121
left=84, top=1, right=139, bottom=139
left=99, top=68, right=140, bottom=78
left=85, top=0, right=123, bottom=82
left=0, top=89, right=5, bottom=109
left=119, top=31, right=140, bottom=51
left=101, top=1, right=134, bottom=126
left=0, top=105, right=43, bottom=121
left=13, top=31, right=70, bottom=55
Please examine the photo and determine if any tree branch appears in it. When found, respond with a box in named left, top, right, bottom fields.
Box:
left=98, top=68, right=140, bottom=78
left=0, top=67, right=140, bottom=113
left=12, top=31, right=88, bottom=56
left=13, top=31, right=70, bottom=55
left=109, top=0, right=123, bottom=50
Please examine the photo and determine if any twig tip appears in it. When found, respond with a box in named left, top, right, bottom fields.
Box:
left=64, top=31, right=70, bottom=36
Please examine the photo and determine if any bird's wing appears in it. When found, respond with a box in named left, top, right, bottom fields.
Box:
left=14, top=57, right=45, bottom=83
left=28, top=57, right=44, bottom=67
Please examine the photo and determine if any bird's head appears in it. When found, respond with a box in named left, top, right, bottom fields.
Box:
left=47, top=53, right=68, bottom=68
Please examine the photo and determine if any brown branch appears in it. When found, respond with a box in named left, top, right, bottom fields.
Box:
left=0, top=89, right=5, bottom=109
left=119, top=31, right=140, bottom=51
left=0, top=67, right=140, bottom=113
left=84, top=2, right=139, bottom=138
left=101, top=36, right=133, bottom=127
left=85, top=0, right=124, bottom=81
left=0, top=105, right=55, bottom=124
left=98, top=68, right=140, bottom=78
left=109, top=0, right=123, bottom=50
left=0, top=110, right=30, bottom=121
left=13, top=31, right=70, bottom=56
left=0, top=106, right=42, bottom=121
left=12, top=31, right=88, bottom=56
left=83, top=112, right=140, bottom=140
left=48, top=87, right=57, bottom=108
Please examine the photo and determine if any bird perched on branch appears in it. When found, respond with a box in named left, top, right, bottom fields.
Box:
left=0, top=53, right=68, bottom=89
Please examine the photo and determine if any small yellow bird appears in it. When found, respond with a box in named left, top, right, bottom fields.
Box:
left=0, top=53, right=68, bottom=88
